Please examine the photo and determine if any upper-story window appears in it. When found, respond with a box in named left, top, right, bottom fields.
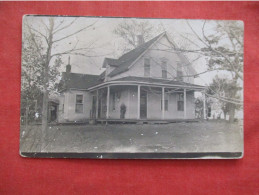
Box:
left=75, top=94, right=83, bottom=113
left=177, top=62, right=183, bottom=81
left=144, top=58, right=150, bottom=77
left=161, top=60, right=167, bottom=79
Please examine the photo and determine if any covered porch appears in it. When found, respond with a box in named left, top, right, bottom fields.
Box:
left=88, top=79, right=206, bottom=122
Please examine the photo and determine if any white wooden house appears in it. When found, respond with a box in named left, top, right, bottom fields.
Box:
left=57, top=32, right=206, bottom=123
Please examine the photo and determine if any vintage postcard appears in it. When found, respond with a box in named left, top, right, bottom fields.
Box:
left=20, top=16, right=243, bottom=159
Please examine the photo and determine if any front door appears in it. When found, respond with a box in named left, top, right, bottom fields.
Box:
left=140, top=90, right=147, bottom=119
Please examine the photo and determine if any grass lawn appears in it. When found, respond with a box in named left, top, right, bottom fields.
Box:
left=20, top=120, right=243, bottom=154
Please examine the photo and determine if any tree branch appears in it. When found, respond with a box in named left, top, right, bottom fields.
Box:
left=52, top=20, right=97, bottom=43
left=53, top=18, right=78, bottom=35
left=26, top=24, right=49, bottom=44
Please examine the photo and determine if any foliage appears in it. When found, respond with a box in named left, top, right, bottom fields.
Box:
left=206, top=76, right=242, bottom=120
left=179, top=20, right=243, bottom=122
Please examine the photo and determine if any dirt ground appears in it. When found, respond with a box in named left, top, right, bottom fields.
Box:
left=20, top=120, right=243, bottom=154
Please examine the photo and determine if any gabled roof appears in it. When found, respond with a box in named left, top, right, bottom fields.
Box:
left=105, top=32, right=197, bottom=78
left=107, top=32, right=165, bottom=77
left=58, top=72, right=102, bottom=91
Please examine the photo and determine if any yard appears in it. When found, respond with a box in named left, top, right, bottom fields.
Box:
left=20, top=120, right=243, bottom=157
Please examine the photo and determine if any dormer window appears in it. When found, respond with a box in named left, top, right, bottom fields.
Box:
left=144, top=58, right=150, bottom=77
left=177, top=62, right=183, bottom=81
left=161, top=59, right=167, bottom=79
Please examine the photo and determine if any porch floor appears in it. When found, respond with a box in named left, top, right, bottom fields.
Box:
left=96, top=118, right=199, bottom=124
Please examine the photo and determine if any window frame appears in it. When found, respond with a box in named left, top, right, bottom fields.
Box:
left=144, top=58, right=151, bottom=77
left=177, top=92, right=184, bottom=111
left=161, top=59, right=167, bottom=79
left=75, top=94, right=84, bottom=113
left=177, top=62, right=183, bottom=81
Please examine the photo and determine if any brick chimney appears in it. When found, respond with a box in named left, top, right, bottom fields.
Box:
left=136, top=35, right=144, bottom=46
left=66, top=56, right=71, bottom=73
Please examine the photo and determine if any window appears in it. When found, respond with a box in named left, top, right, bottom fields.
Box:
left=161, top=95, right=169, bottom=111
left=144, top=58, right=150, bottom=77
left=177, top=63, right=183, bottom=81
left=177, top=93, right=184, bottom=111
left=161, top=60, right=167, bottom=78
left=75, top=94, right=83, bottom=113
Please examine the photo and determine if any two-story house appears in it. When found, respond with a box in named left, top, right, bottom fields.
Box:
left=57, top=32, right=206, bottom=123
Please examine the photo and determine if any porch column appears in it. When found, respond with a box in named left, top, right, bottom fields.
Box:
left=162, top=87, right=165, bottom=120
left=96, top=89, right=99, bottom=119
left=184, top=88, right=187, bottom=119
left=203, top=91, right=206, bottom=119
left=106, top=86, right=110, bottom=119
left=137, top=85, right=140, bottom=119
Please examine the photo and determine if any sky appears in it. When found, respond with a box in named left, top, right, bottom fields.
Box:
left=24, top=16, right=243, bottom=88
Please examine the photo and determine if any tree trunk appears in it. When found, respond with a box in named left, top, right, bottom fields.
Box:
left=229, top=104, right=236, bottom=123
left=228, top=79, right=238, bottom=123
left=224, top=111, right=227, bottom=120
left=41, top=90, right=49, bottom=151
left=40, top=18, right=54, bottom=152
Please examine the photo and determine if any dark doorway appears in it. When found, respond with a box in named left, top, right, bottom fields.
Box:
left=140, top=89, right=147, bottom=119
left=49, top=104, right=58, bottom=122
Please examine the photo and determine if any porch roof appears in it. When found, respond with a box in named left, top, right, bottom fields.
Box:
left=88, top=76, right=205, bottom=91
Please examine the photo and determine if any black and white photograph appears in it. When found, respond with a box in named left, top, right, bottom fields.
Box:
left=20, top=16, right=244, bottom=159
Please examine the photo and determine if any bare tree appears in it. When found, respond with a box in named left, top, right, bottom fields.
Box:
left=113, top=19, right=154, bottom=51
left=173, top=20, right=243, bottom=122
left=23, top=16, right=97, bottom=151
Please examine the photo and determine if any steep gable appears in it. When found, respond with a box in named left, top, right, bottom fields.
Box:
left=107, top=32, right=164, bottom=77
left=104, top=32, right=196, bottom=84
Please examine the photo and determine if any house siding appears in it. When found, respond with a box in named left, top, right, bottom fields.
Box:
left=58, top=90, right=93, bottom=122
left=147, top=90, right=195, bottom=119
